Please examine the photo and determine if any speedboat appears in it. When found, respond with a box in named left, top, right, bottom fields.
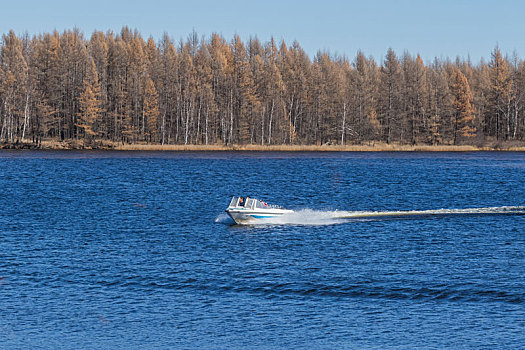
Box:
left=225, top=196, right=294, bottom=224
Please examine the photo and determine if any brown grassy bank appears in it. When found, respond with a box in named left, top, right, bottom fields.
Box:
left=116, top=142, right=525, bottom=152
left=2, top=140, right=525, bottom=152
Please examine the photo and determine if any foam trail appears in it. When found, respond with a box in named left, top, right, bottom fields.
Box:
left=257, top=209, right=348, bottom=226
left=242, top=206, right=525, bottom=226
left=335, top=206, right=525, bottom=219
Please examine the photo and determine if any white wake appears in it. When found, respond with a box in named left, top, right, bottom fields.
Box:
left=229, top=206, right=525, bottom=226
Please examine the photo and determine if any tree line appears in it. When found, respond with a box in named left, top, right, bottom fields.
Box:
left=1, top=27, right=524, bottom=147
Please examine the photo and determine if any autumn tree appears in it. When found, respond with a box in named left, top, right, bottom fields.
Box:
left=143, top=77, right=159, bottom=142
left=401, top=53, right=429, bottom=144
left=89, top=31, right=109, bottom=137
left=248, top=37, right=266, bottom=144
left=426, top=60, right=452, bottom=144
left=279, top=41, right=311, bottom=144
left=311, top=52, right=348, bottom=144
left=76, top=58, right=102, bottom=144
left=193, top=42, right=216, bottom=144
left=179, top=44, right=197, bottom=145
left=0, top=30, right=28, bottom=143
left=509, top=54, right=524, bottom=139
left=450, top=68, right=476, bottom=143
left=231, top=35, right=256, bottom=144
left=262, top=38, right=285, bottom=145
left=31, top=31, right=62, bottom=140
left=379, top=48, right=401, bottom=144
left=207, top=33, right=231, bottom=143
left=351, top=51, right=380, bottom=142
left=488, top=47, right=512, bottom=140
left=59, top=29, right=88, bottom=139
left=156, top=33, right=179, bottom=144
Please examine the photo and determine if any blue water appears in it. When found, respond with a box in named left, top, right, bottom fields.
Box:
left=1, top=151, right=524, bottom=349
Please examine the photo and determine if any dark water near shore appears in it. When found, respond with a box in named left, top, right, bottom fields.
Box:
left=1, top=151, right=524, bottom=349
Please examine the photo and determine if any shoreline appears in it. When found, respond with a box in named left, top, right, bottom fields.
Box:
left=2, top=141, right=525, bottom=152
left=115, top=144, right=525, bottom=152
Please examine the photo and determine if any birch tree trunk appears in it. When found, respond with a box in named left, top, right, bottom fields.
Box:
left=261, top=106, right=265, bottom=145
left=229, top=89, right=234, bottom=145
left=22, top=94, right=30, bottom=142
left=341, top=102, right=346, bottom=145
left=161, top=110, right=166, bottom=145
left=268, top=100, right=274, bottom=145
left=205, top=104, right=209, bottom=145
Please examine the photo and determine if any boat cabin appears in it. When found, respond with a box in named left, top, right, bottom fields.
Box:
left=229, top=196, right=269, bottom=210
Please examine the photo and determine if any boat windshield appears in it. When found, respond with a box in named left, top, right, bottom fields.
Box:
left=229, top=197, right=239, bottom=207
left=246, top=198, right=256, bottom=209
left=254, top=200, right=268, bottom=209
left=229, top=196, right=273, bottom=209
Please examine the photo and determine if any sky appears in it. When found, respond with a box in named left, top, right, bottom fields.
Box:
left=1, top=0, right=524, bottom=64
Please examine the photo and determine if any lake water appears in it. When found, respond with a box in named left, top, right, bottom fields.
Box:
left=1, top=151, right=524, bottom=349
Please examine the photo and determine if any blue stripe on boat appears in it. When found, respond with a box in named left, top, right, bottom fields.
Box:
left=250, top=215, right=277, bottom=219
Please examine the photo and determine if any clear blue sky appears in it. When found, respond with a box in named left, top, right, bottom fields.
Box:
left=1, top=0, right=524, bottom=63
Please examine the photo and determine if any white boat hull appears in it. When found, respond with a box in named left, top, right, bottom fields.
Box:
left=226, top=208, right=293, bottom=225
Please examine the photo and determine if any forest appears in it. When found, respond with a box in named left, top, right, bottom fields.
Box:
left=0, top=27, right=524, bottom=147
